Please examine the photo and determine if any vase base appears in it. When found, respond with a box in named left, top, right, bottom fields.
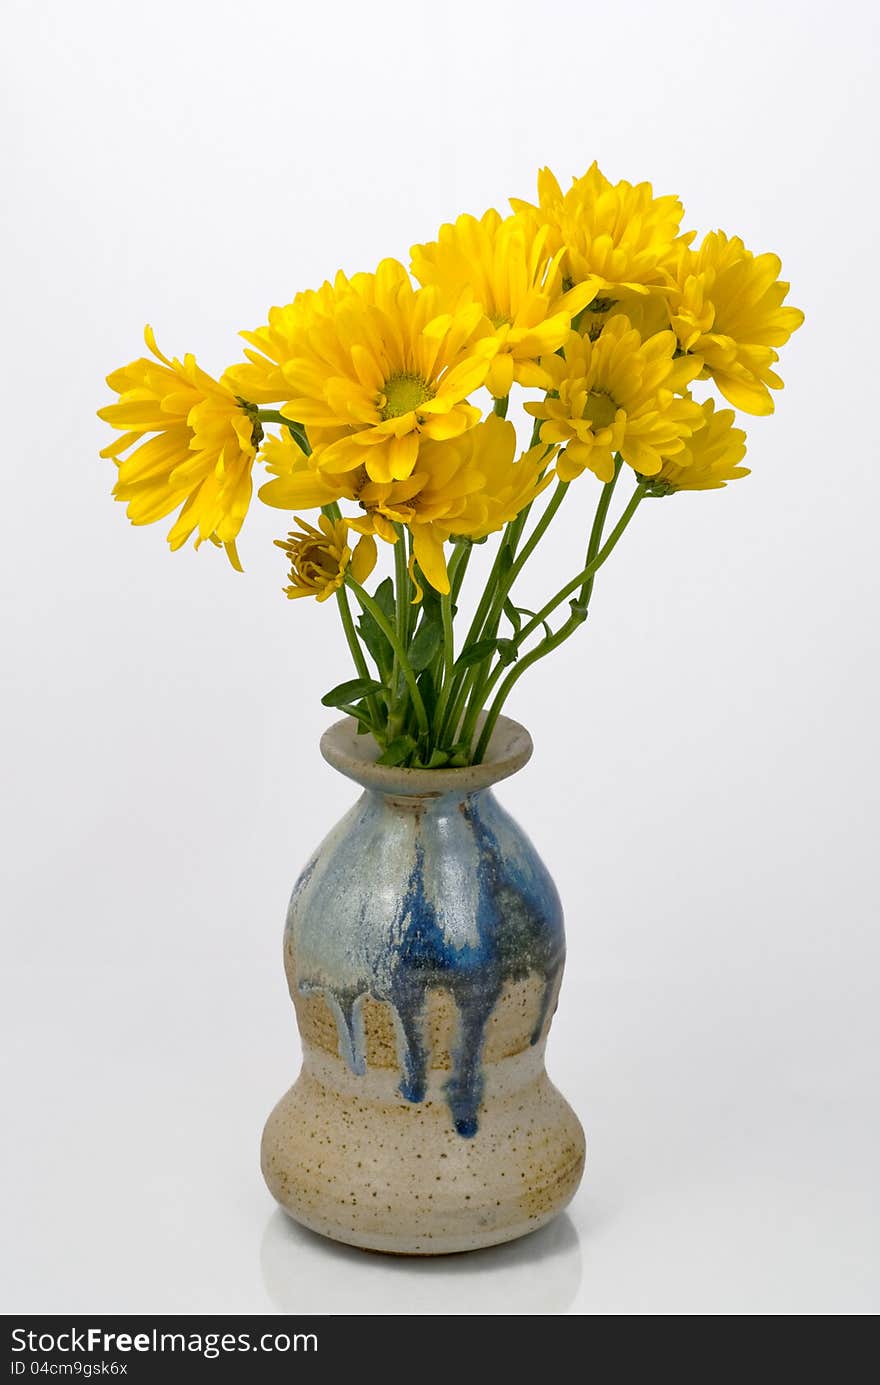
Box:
left=261, top=1061, right=585, bottom=1256
left=275, top=1201, right=570, bottom=1257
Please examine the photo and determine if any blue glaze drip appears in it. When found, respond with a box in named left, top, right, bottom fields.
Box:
left=463, top=796, right=565, bottom=1048
left=292, top=785, right=564, bottom=1138
left=446, top=988, right=495, bottom=1137
left=387, top=840, right=504, bottom=1132
left=530, top=975, right=560, bottom=1048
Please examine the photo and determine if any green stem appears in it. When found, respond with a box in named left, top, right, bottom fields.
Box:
left=437, top=529, right=513, bottom=744
left=458, top=466, right=616, bottom=743
left=449, top=542, right=472, bottom=605
left=578, top=456, right=622, bottom=613
left=386, top=531, right=409, bottom=736
left=335, top=585, right=381, bottom=734
left=493, top=395, right=509, bottom=418
left=255, top=409, right=291, bottom=425
left=394, top=529, right=410, bottom=645
left=516, top=484, right=645, bottom=644
left=430, top=545, right=469, bottom=739
left=406, top=529, right=419, bottom=643
left=472, top=484, right=647, bottom=762
left=503, top=479, right=569, bottom=593
left=346, top=576, right=429, bottom=741
left=441, top=663, right=480, bottom=747
left=462, top=534, right=509, bottom=651
left=256, top=409, right=310, bottom=454
left=320, top=499, right=381, bottom=733
left=441, top=591, right=454, bottom=690
left=502, top=422, right=553, bottom=559
left=457, top=480, right=569, bottom=747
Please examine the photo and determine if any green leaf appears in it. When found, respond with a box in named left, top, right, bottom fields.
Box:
left=285, top=420, right=310, bottom=453
left=495, top=638, right=518, bottom=666
left=423, top=747, right=450, bottom=768
left=408, top=607, right=443, bottom=672
left=454, top=637, right=503, bottom=672
left=357, top=576, right=397, bottom=678
left=334, top=702, right=376, bottom=733
left=419, top=576, right=441, bottom=605
left=321, top=677, right=386, bottom=709
left=376, top=735, right=417, bottom=767
left=374, top=576, right=396, bottom=624
left=502, top=598, right=522, bottom=636
left=416, top=667, right=438, bottom=725
left=357, top=609, right=393, bottom=681
left=437, top=740, right=472, bottom=767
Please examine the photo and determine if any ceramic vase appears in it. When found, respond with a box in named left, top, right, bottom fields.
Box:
left=261, top=715, right=585, bottom=1254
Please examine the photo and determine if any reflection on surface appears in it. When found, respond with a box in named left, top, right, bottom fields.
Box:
left=260, top=1209, right=583, bottom=1315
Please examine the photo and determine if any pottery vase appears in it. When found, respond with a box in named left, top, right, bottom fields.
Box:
left=261, top=715, right=585, bottom=1254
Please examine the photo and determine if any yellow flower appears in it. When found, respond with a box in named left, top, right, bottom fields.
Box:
left=410, top=210, right=598, bottom=398
left=275, top=515, right=376, bottom=601
left=282, top=258, right=499, bottom=485
left=648, top=399, right=749, bottom=493
left=350, top=415, right=552, bottom=595
left=668, top=232, right=804, bottom=415
left=224, top=277, right=346, bottom=407
left=527, top=319, right=703, bottom=484
left=258, top=432, right=360, bottom=510
left=98, top=327, right=259, bottom=569
left=511, top=162, right=687, bottom=296
left=576, top=287, right=671, bottom=348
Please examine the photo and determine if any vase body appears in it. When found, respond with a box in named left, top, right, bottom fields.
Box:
left=261, top=716, right=585, bottom=1254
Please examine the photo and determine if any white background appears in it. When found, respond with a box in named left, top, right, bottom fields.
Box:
left=2, top=0, right=878, bottom=1316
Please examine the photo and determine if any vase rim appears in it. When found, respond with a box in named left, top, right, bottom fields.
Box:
left=320, top=715, right=533, bottom=797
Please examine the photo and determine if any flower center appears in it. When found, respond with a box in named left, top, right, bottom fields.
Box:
left=299, top=539, right=337, bottom=577
left=380, top=373, right=434, bottom=420
left=583, top=389, right=617, bottom=430
left=312, top=550, right=338, bottom=575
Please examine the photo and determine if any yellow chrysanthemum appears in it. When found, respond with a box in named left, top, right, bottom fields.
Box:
left=648, top=399, right=749, bottom=493
left=668, top=232, right=804, bottom=415
left=526, top=319, right=703, bottom=483
left=410, top=210, right=599, bottom=399
left=511, top=162, right=687, bottom=296
left=576, top=287, right=671, bottom=347
left=98, top=327, right=259, bottom=569
left=349, top=415, right=552, bottom=595
left=281, top=259, right=499, bottom=485
left=224, top=276, right=347, bottom=407
left=275, top=515, right=376, bottom=602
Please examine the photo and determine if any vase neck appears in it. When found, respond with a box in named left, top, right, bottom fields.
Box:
left=319, top=716, right=533, bottom=798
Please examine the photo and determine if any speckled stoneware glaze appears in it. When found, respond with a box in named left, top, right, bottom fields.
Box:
left=261, top=716, right=585, bottom=1254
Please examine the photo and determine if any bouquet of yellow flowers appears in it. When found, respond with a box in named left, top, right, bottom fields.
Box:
left=99, top=163, right=802, bottom=768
